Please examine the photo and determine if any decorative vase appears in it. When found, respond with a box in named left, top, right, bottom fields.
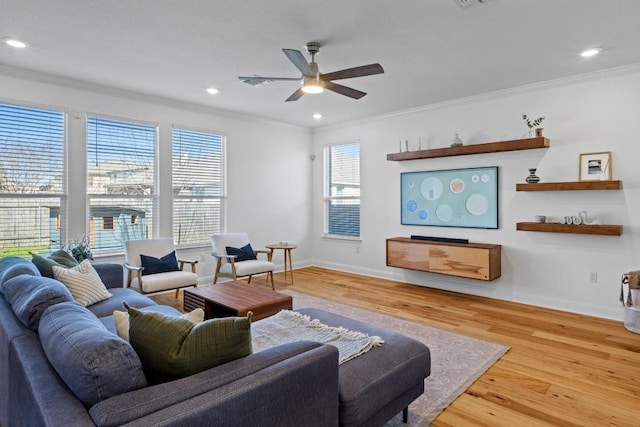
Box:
left=535, top=128, right=544, bottom=137
left=525, top=168, right=540, bottom=183
left=450, top=133, right=463, bottom=148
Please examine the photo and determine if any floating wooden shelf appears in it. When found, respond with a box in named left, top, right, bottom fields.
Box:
left=387, top=136, right=549, bottom=161
left=516, top=180, right=622, bottom=191
left=516, top=222, right=622, bottom=236
left=386, top=237, right=501, bottom=281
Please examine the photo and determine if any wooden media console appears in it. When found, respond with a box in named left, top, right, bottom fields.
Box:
left=386, top=237, right=501, bottom=281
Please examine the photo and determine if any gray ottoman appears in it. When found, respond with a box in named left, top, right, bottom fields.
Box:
left=296, top=308, right=431, bottom=427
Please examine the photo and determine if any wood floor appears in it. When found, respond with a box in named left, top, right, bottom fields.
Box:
left=154, top=267, right=640, bottom=426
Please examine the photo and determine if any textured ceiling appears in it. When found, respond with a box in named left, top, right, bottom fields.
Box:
left=1, top=0, right=639, bottom=128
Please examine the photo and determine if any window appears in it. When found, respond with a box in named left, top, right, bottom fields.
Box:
left=102, top=216, right=114, bottom=230
left=0, top=102, right=65, bottom=257
left=87, top=116, right=156, bottom=252
left=172, top=127, right=225, bottom=245
left=323, top=142, right=360, bottom=238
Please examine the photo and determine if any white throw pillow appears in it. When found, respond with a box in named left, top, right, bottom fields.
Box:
left=52, top=259, right=112, bottom=306
left=113, top=307, right=205, bottom=341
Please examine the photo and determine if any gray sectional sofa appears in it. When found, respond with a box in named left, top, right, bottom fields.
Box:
left=0, top=256, right=430, bottom=426
left=0, top=257, right=339, bottom=427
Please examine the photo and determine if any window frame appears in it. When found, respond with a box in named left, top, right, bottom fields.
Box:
left=0, top=100, right=68, bottom=257
left=171, top=125, right=227, bottom=248
left=323, top=141, right=361, bottom=240
left=86, top=114, right=158, bottom=254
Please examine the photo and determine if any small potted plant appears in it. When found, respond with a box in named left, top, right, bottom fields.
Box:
left=521, top=113, right=545, bottom=137
left=62, top=235, right=94, bottom=262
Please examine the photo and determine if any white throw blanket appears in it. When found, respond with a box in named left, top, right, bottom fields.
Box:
left=252, top=310, right=383, bottom=364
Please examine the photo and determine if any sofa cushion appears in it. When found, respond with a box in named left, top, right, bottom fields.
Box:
left=225, top=243, right=257, bottom=262
left=52, top=259, right=112, bottom=306
left=125, top=303, right=252, bottom=382
left=0, top=256, right=41, bottom=286
left=92, top=262, right=124, bottom=289
left=113, top=307, right=204, bottom=341
left=38, top=301, right=147, bottom=406
left=0, top=274, right=73, bottom=331
left=31, top=251, right=78, bottom=278
left=88, top=288, right=157, bottom=318
left=140, top=251, right=180, bottom=276
left=88, top=340, right=335, bottom=427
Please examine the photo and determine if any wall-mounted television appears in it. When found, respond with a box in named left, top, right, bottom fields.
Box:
left=400, top=166, right=498, bottom=229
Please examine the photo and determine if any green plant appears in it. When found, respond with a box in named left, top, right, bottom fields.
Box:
left=62, top=235, right=93, bottom=262
left=521, top=113, right=545, bottom=129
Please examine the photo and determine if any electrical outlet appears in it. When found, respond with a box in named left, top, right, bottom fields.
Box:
left=589, top=272, right=598, bottom=283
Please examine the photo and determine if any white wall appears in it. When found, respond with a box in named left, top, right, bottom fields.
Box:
left=311, top=65, right=640, bottom=320
left=0, top=73, right=313, bottom=281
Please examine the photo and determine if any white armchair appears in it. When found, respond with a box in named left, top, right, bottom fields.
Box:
left=211, top=233, right=275, bottom=288
left=124, top=238, right=198, bottom=296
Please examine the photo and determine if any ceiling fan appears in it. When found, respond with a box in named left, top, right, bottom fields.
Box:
left=239, top=42, right=384, bottom=102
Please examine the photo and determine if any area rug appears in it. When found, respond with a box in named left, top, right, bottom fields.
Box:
left=252, top=310, right=383, bottom=364
left=284, top=290, right=510, bottom=426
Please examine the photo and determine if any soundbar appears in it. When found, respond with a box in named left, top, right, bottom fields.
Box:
left=410, top=235, right=469, bottom=244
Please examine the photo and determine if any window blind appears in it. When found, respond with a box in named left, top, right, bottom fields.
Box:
left=172, top=127, right=225, bottom=245
left=0, top=102, right=65, bottom=257
left=324, top=142, right=360, bottom=238
left=87, top=116, right=156, bottom=251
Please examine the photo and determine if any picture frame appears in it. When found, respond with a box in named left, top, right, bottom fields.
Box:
left=579, top=151, right=612, bottom=181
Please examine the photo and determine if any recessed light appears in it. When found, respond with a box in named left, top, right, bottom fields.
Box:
left=313, top=113, right=323, bottom=120
left=206, top=87, right=219, bottom=95
left=580, top=48, right=601, bottom=58
left=3, top=37, right=28, bottom=49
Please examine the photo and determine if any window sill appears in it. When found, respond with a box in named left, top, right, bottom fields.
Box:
left=322, top=234, right=362, bottom=242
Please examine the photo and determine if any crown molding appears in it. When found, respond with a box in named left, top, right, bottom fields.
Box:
left=314, top=62, right=640, bottom=133
left=0, top=65, right=307, bottom=131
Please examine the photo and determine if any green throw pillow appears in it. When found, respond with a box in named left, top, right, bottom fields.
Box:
left=48, top=249, right=79, bottom=267
left=125, top=303, right=253, bottom=382
left=31, top=251, right=79, bottom=278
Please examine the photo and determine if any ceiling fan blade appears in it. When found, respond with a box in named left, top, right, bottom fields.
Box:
left=282, top=49, right=313, bottom=76
left=321, top=63, right=384, bottom=81
left=239, top=76, right=301, bottom=82
left=285, top=88, right=305, bottom=102
left=324, top=81, right=366, bottom=99
left=239, top=76, right=301, bottom=86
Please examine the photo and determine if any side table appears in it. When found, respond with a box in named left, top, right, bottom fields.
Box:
left=266, top=243, right=297, bottom=286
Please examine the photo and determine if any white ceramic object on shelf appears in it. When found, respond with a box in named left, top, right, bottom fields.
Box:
left=579, top=210, right=602, bottom=225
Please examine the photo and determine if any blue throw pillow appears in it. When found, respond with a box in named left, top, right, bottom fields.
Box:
left=38, top=301, right=147, bottom=406
left=140, top=251, right=181, bottom=276
left=0, top=274, right=73, bottom=331
left=225, top=244, right=257, bottom=262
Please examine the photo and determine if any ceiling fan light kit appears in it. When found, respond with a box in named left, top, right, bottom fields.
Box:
left=239, top=41, right=384, bottom=102
left=302, top=82, right=324, bottom=94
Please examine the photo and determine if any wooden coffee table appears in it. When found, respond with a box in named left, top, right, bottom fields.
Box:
left=183, top=280, right=292, bottom=321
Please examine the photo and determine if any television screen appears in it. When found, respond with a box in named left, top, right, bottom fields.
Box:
left=400, top=166, right=498, bottom=229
